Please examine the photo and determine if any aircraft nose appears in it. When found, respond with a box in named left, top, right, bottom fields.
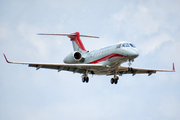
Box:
left=129, top=50, right=139, bottom=58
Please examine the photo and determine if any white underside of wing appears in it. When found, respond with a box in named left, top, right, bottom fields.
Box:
left=4, top=54, right=175, bottom=76
left=119, top=66, right=174, bottom=72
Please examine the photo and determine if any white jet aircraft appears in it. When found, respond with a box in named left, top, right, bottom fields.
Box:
left=4, top=32, right=175, bottom=84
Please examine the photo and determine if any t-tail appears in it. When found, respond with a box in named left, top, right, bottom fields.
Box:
left=68, top=32, right=87, bottom=53
left=38, top=32, right=99, bottom=54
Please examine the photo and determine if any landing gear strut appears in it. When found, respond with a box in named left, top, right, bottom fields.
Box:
left=111, top=76, right=119, bottom=84
left=128, top=59, right=134, bottom=67
left=82, top=70, right=89, bottom=83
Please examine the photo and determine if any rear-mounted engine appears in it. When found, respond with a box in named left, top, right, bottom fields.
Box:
left=63, top=51, right=85, bottom=64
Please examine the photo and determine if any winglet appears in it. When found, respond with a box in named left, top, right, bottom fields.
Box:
left=173, top=63, right=175, bottom=72
left=3, top=54, right=11, bottom=63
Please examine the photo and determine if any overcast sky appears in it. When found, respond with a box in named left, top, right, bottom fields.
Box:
left=0, top=0, right=180, bottom=120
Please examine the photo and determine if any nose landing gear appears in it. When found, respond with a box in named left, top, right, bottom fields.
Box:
left=128, top=59, right=134, bottom=67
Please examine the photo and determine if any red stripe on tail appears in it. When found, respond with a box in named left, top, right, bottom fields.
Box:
left=68, top=32, right=86, bottom=51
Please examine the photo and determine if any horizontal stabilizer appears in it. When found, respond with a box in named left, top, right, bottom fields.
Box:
left=37, top=33, right=99, bottom=38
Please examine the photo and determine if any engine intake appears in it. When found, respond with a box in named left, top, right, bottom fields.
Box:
left=63, top=51, right=84, bottom=64
left=74, top=52, right=81, bottom=60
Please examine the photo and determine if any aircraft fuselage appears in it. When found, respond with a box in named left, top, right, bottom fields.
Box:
left=77, top=42, right=139, bottom=67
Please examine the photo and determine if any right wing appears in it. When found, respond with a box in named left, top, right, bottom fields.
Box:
left=3, top=54, right=103, bottom=74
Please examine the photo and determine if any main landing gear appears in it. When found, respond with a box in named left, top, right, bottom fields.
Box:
left=82, top=76, right=89, bottom=83
left=111, top=76, right=119, bottom=84
left=82, top=70, right=89, bottom=83
left=82, top=70, right=120, bottom=84
left=82, top=75, right=119, bottom=84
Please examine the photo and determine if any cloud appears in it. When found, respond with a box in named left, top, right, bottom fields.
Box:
left=112, top=5, right=160, bottom=36
left=139, top=32, right=173, bottom=55
left=0, top=23, right=11, bottom=40
left=15, top=22, right=66, bottom=60
left=159, top=96, right=180, bottom=119
left=111, top=3, right=179, bottom=56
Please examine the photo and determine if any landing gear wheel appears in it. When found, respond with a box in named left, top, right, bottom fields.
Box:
left=114, top=79, right=118, bottom=84
left=111, top=78, right=114, bottom=84
left=85, top=77, right=89, bottom=83
left=128, top=67, right=133, bottom=71
left=82, top=77, right=86, bottom=83
left=82, top=77, right=89, bottom=83
left=111, top=76, right=119, bottom=84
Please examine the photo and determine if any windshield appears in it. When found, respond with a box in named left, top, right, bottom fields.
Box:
left=129, top=43, right=136, bottom=48
left=117, top=43, right=136, bottom=48
left=121, top=43, right=136, bottom=48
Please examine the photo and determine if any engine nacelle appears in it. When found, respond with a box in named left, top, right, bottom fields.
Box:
left=63, top=51, right=84, bottom=64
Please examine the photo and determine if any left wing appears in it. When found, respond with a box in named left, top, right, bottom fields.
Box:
left=3, top=54, right=103, bottom=74
left=118, top=64, right=175, bottom=76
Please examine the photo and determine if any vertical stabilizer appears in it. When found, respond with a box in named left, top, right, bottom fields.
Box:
left=68, top=32, right=87, bottom=53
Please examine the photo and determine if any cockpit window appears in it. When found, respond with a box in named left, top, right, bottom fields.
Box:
left=116, top=44, right=121, bottom=48
left=122, top=43, right=126, bottom=47
left=126, top=43, right=130, bottom=47
left=122, top=43, right=129, bottom=47
left=129, top=43, right=136, bottom=48
left=121, top=43, right=136, bottom=48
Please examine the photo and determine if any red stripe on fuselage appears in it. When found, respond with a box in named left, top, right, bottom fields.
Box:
left=88, top=53, right=127, bottom=64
